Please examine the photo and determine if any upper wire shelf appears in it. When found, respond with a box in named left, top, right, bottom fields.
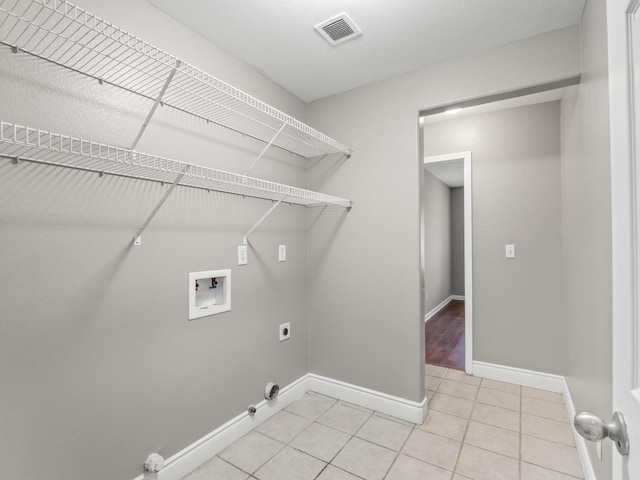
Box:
left=0, top=121, right=353, bottom=208
left=0, top=0, right=352, bottom=159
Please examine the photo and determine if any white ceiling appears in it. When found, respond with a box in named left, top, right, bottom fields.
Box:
left=147, top=0, right=585, bottom=102
left=425, top=160, right=464, bottom=188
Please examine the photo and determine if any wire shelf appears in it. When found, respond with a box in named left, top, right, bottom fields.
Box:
left=0, top=121, right=353, bottom=208
left=0, top=0, right=352, bottom=159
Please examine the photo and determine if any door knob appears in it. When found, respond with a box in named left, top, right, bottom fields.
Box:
left=574, top=411, right=629, bottom=455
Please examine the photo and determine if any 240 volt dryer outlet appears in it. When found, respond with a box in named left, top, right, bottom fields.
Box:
left=279, top=323, right=290, bottom=341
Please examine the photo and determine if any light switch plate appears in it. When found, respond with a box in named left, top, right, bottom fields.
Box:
left=505, top=244, right=516, bottom=259
left=238, top=245, right=248, bottom=265
left=279, top=244, right=286, bottom=262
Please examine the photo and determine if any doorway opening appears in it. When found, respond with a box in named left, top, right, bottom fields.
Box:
left=418, top=77, right=580, bottom=384
left=423, top=152, right=473, bottom=373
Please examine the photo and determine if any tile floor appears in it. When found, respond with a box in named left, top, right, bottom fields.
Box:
left=182, top=365, right=583, bottom=480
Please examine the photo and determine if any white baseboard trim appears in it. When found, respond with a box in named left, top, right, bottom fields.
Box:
left=424, top=295, right=466, bottom=323
left=425, top=296, right=453, bottom=322
left=307, top=374, right=428, bottom=425
left=471, top=361, right=596, bottom=480
left=135, top=373, right=427, bottom=480
left=561, top=378, right=597, bottom=480
left=472, top=361, right=565, bottom=392
left=149, top=374, right=310, bottom=480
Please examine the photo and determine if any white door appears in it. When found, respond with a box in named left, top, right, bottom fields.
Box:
left=609, top=0, right=640, bottom=477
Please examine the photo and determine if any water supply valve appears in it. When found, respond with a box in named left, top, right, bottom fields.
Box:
left=144, top=453, right=165, bottom=473
left=264, top=382, right=280, bottom=401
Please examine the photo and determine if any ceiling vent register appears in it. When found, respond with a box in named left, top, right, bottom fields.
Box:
left=315, top=13, right=362, bottom=46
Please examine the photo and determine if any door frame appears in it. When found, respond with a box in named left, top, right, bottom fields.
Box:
left=609, top=0, right=640, bottom=477
left=423, top=151, right=473, bottom=374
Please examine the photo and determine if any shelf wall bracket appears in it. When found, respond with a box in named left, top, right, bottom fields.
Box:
left=130, top=60, right=182, bottom=150
left=244, top=122, right=287, bottom=176
left=133, top=165, right=191, bottom=246
left=243, top=195, right=287, bottom=245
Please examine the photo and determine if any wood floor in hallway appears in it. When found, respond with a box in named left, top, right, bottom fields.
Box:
left=425, top=299, right=465, bottom=370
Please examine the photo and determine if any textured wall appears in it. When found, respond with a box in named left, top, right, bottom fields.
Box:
left=423, top=171, right=452, bottom=312
left=0, top=1, right=312, bottom=479
left=424, top=102, right=563, bottom=373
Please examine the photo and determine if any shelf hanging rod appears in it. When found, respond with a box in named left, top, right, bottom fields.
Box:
left=0, top=153, right=319, bottom=205
left=133, top=164, right=191, bottom=246
left=243, top=195, right=287, bottom=245
left=244, top=122, right=287, bottom=176
left=130, top=60, right=181, bottom=150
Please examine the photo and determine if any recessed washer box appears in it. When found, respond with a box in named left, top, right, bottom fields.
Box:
left=188, top=269, right=231, bottom=320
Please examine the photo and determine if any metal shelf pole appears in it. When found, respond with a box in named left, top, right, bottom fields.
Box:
left=243, top=195, right=286, bottom=245
left=130, top=61, right=181, bottom=150
left=244, top=122, right=287, bottom=176
left=133, top=165, right=191, bottom=246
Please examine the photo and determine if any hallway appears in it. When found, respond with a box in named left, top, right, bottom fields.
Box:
left=425, top=300, right=465, bottom=370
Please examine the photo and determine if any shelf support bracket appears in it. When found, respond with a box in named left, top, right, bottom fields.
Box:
left=244, top=122, right=287, bottom=176
left=243, top=195, right=286, bottom=245
left=133, top=165, right=190, bottom=246
left=130, top=60, right=182, bottom=150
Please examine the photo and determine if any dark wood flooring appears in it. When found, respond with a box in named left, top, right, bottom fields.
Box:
left=425, top=299, right=465, bottom=371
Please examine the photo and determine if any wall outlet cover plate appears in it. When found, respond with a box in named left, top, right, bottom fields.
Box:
left=279, top=322, right=291, bottom=341
left=238, top=245, right=248, bottom=265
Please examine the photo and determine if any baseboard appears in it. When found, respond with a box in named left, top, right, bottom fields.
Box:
left=307, top=374, right=428, bottom=425
left=472, top=361, right=596, bottom=480
left=425, top=295, right=453, bottom=322
left=134, top=373, right=427, bottom=480
left=424, top=295, right=466, bottom=323
left=472, top=361, right=565, bottom=392
left=561, top=378, right=597, bottom=480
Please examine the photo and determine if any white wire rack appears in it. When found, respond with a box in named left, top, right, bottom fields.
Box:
left=0, top=121, right=353, bottom=208
left=0, top=0, right=352, bottom=159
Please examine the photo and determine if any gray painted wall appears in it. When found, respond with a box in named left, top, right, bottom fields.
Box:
left=424, top=102, right=563, bottom=373
left=307, top=27, right=580, bottom=402
left=561, top=0, right=613, bottom=476
left=0, top=4, right=588, bottom=478
left=0, top=1, right=312, bottom=479
left=450, top=187, right=465, bottom=296
left=423, top=171, right=452, bottom=312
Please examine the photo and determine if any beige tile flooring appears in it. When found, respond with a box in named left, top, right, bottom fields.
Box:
left=182, top=365, right=583, bottom=480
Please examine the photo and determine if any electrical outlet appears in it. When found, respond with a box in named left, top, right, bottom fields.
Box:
left=238, top=245, right=247, bottom=265
left=279, top=322, right=290, bottom=341
left=505, top=244, right=516, bottom=259
left=279, top=244, right=286, bottom=262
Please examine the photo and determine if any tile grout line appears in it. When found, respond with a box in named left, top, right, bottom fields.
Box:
left=519, top=384, right=523, bottom=480
left=450, top=368, right=481, bottom=476
left=309, top=403, right=375, bottom=480
left=380, top=422, right=417, bottom=479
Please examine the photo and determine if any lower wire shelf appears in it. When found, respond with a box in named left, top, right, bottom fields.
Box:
left=0, top=121, right=353, bottom=208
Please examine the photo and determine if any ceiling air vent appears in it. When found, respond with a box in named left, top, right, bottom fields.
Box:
left=314, top=13, right=362, bottom=46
